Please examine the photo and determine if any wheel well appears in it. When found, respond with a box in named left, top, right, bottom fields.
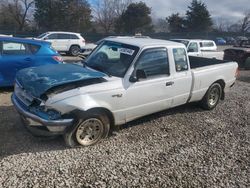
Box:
left=70, top=44, right=80, bottom=49
left=214, top=79, right=225, bottom=100
left=69, top=108, right=115, bottom=126
left=85, top=108, right=115, bottom=127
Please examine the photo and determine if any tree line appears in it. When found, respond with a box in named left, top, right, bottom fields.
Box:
left=0, top=0, right=249, bottom=35
left=166, top=1, right=250, bottom=34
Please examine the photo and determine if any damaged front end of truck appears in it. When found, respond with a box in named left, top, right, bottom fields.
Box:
left=12, top=64, right=106, bottom=136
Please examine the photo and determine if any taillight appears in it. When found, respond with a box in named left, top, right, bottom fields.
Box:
left=53, top=56, right=63, bottom=63
left=235, top=67, right=240, bottom=78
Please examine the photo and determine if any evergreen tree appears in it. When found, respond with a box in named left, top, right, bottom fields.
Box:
left=186, top=0, right=212, bottom=32
left=115, top=2, right=153, bottom=34
left=166, top=13, right=185, bottom=32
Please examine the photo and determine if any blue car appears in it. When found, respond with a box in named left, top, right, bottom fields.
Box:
left=215, top=37, right=227, bottom=45
left=0, top=37, right=63, bottom=87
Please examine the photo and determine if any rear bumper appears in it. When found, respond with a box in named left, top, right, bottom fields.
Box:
left=225, top=79, right=236, bottom=92
left=12, top=94, right=74, bottom=136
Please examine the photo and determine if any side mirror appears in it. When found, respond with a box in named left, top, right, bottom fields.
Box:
left=188, top=48, right=195, bottom=52
left=129, top=69, right=147, bottom=82
left=111, top=47, right=118, bottom=51
left=44, top=37, right=49, bottom=40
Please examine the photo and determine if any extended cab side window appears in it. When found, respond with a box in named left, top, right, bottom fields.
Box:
left=135, top=48, right=169, bottom=78
left=173, top=48, right=189, bottom=72
left=188, top=42, right=198, bottom=52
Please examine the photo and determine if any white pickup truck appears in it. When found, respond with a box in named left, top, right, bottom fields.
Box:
left=171, top=39, right=224, bottom=60
left=12, top=37, right=238, bottom=147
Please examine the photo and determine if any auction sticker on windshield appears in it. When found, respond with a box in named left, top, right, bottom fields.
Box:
left=119, top=48, right=135, bottom=55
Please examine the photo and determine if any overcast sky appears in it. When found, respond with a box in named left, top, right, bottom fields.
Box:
left=89, top=0, right=249, bottom=22
left=141, top=0, right=248, bottom=22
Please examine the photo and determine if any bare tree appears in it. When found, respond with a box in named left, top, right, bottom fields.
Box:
left=4, top=0, right=34, bottom=31
left=94, top=0, right=115, bottom=33
left=153, top=18, right=169, bottom=33
left=227, top=23, right=241, bottom=33
left=113, top=0, right=132, bottom=17
left=94, top=0, right=132, bottom=33
left=213, top=18, right=232, bottom=32
left=240, top=11, right=250, bottom=34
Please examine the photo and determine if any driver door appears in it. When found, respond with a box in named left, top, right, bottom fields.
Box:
left=123, top=48, right=175, bottom=122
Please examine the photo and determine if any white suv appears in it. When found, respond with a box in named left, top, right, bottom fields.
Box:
left=36, top=31, right=85, bottom=56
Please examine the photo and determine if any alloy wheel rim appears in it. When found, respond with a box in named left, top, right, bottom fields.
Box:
left=72, top=47, right=80, bottom=55
left=76, top=118, right=104, bottom=146
left=208, top=87, right=220, bottom=106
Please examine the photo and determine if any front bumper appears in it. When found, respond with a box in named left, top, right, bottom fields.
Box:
left=12, top=94, right=74, bottom=136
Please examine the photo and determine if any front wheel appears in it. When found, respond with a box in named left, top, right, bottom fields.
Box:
left=64, top=112, right=110, bottom=147
left=200, top=83, right=222, bottom=110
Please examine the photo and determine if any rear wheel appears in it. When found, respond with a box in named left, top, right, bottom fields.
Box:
left=201, top=83, right=222, bottom=110
left=69, top=45, right=81, bottom=56
left=64, top=112, right=110, bottom=147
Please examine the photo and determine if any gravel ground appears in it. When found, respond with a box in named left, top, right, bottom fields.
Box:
left=0, top=70, right=249, bottom=187
left=62, top=55, right=82, bottom=63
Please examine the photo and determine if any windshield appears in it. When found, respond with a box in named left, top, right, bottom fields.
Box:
left=171, top=40, right=189, bottom=47
left=85, top=41, right=139, bottom=77
left=37, top=33, right=47, bottom=39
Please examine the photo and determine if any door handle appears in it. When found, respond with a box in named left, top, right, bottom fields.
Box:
left=166, top=81, right=174, bottom=86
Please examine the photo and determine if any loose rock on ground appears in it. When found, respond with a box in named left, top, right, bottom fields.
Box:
left=0, top=70, right=249, bottom=187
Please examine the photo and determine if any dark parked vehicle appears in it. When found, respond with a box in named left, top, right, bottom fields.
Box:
left=224, top=39, right=250, bottom=69
left=224, top=37, right=236, bottom=45
left=0, top=37, right=63, bottom=87
left=235, top=36, right=248, bottom=45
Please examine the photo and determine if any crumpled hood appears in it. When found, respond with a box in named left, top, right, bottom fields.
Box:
left=16, top=64, right=106, bottom=98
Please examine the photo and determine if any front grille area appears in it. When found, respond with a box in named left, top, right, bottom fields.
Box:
left=14, top=83, right=62, bottom=121
left=15, top=81, right=34, bottom=106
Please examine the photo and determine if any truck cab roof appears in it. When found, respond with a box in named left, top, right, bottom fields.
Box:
left=104, top=37, right=185, bottom=49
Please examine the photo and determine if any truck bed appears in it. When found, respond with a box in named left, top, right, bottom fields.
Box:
left=188, top=56, right=238, bottom=103
left=189, top=56, right=229, bottom=69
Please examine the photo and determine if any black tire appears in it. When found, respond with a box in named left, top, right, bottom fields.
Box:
left=69, top=45, right=81, bottom=56
left=200, top=83, right=222, bottom=110
left=64, top=111, right=110, bottom=147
